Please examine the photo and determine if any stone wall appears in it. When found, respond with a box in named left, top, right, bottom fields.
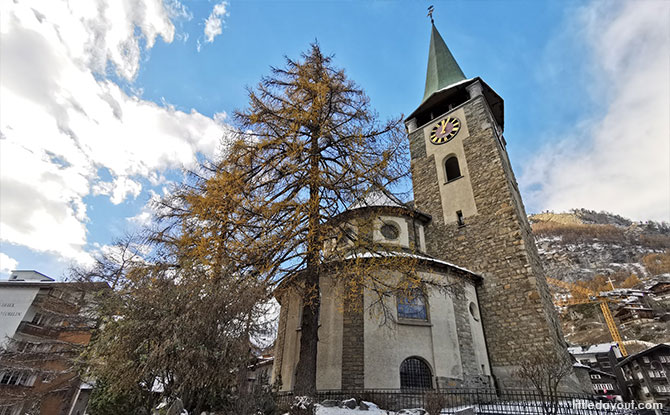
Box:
left=408, top=95, right=570, bottom=387
left=341, top=290, right=364, bottom=389
left=451, top=283, right=478, bottom=377
left=435, top=277, right=493, bottom=389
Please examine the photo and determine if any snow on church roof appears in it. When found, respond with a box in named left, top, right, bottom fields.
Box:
left=345, top=190, right=432, bottom=223
left=343, top=251, right=482, bottom=280
left=348, top=190, right=406, bottom=210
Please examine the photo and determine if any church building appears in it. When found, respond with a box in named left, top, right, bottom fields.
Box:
left=272, top=22, right=576, bottom=392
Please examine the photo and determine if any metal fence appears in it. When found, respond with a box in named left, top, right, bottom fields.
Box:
left=276, top=388, right=653, bottom=414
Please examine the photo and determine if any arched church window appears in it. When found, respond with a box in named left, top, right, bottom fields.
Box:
left=400, top=357, right=433, bottom=390
left=397, top=289, right=427, bottom=321
left=445, top=156, right=461, bottom=182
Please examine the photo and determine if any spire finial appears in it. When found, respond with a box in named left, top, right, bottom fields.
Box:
left=427, top=5, right=434, bottom=24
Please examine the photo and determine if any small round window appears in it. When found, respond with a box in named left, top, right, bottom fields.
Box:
left=380, top=223, right=400, bottom=240
left=469, top=302, right=480, bottom=321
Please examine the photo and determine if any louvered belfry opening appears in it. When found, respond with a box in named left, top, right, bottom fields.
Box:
left=400, top=357, right=433, bottom=390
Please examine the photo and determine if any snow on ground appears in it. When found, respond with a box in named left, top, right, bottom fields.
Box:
left=282, top=401, right=425, bottom=415
left=314, top=405, right=427, bottom=415
left=304, top=401, right=627, bottom=415
left=315, top=404, right=392, bottom=414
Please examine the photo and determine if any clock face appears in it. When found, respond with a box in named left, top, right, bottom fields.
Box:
left=430, top=117, right=461, bottom=145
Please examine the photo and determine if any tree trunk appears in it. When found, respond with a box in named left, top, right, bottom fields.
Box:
left=293, top=127, right=322, bottom=396
left=293, top=271, right=320, bottom=395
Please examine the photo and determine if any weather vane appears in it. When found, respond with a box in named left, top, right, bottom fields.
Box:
left=427, top=5, right=434, bottom=24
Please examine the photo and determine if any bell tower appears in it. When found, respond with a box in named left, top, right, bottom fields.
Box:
left=405, top=23, right=574, bottom=388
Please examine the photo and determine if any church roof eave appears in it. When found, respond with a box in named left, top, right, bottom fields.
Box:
left=339, top=205, right=432, bottom=225
left=406, top=77, right=478, bottom=122
left=422, top=77, right=476, bottom=105
left=339, top=188, right=432, bottom=224
left=348, top=189, right=406, bottom=210
left=272, top=251, right=483, bottom=299
left=341, top=251, right=483, bottom=283
left=405, top=77, right=505, bottom=131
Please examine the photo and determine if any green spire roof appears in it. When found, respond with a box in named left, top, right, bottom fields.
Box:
left=423, top=24, right=466, bottom=102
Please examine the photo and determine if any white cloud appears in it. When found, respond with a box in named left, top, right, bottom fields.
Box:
left=93, top=176, right=143, bottom=205
left=0, top=1, right=231, bottom=263
left=520, top=0, right=670, bottom=221
left=203, top=1, right=228, bottom=44
left=0, top=253, right=19, bottom=276
left=127, top=189, right=163, bottom=227
left=165, top=0, right=193, bottom=21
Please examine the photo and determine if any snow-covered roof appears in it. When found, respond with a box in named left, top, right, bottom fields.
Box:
left=79, top=381, right=95, bottom=390
left=8, top=270, right=54, bottom=281
left=343, top=251, right=482, bottom=279
left=589, top=368, right=617, bottom=378
left=601, top=288, right=647, bottom=297
left=617, top=343, right=670, bottom=367
left=349, top=190, right=406, bottom=210
left=431, top=77, right=476, bottom=96
left=642, top=274, right=670, bottom=289
left=0, top=279, right=108, bottom=289
left=618, top=306, right=653, bottom=311
left=568, top=342, right=617, bottom=355
left=339, top=189, right=431, bottom=224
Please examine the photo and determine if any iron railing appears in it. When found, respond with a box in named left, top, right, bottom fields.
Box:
left=276, top=388, right=648, bottom=414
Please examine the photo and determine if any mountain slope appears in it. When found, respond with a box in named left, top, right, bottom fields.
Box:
left=530, top=209, right=670, bottom=345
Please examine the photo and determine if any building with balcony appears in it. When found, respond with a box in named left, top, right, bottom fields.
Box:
left=615, top=307, right=656, bottom=324
left=616, top=343, right=670, bottom=405
left=587, top=368, right=621, bottom=397
left=0, top=270, right=107, bottom=415
left=568, top=343, right=623, bottom=375
left=649, top=278, right=670, bottom=303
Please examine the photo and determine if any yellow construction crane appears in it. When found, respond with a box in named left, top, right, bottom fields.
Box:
left=546, top=277, right=628, bottom=357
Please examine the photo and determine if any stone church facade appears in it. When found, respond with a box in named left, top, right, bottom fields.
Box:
left=272, top=23, right=576, bottom=391
left=272, top=198, right=492, bottom=391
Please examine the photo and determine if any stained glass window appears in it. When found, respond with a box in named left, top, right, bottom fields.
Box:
left=397, top=289, right=427, bottom=320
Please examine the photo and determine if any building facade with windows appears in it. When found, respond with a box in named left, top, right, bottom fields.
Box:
left=616, top=344, right=670, bottom=405
left=649, top=279, right=670, bottom=302
left=272, top=22, right=578, bottom=392
left=568, top=343, right=623, bottom=376
left=0, top=270, right=106, bottom=415
left=587, top=368, right=621, bottom=397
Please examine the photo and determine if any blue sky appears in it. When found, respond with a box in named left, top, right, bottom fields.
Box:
left=1, top=0, right=668, bottom=279
left=137, top=1, right=589, bottom=156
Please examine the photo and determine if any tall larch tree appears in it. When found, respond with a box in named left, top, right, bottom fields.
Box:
left=221, top=44, right=413, bottom=394
left=154, top=43, right=453, bottom=397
